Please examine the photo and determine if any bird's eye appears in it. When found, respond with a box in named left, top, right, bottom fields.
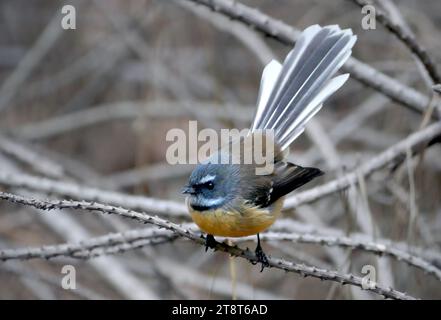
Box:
left=206, top=182, right=214, bottom=190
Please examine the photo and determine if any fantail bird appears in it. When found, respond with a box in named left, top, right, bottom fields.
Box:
left=182, top=25, right=357, bottom=269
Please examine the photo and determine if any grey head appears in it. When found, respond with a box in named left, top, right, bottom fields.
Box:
left=182, top=161, right=240, bottom=212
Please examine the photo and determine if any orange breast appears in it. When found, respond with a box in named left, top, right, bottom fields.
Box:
left=188, top=198, right=284, bottom=237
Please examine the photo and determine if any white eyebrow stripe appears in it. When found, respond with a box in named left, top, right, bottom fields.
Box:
left=199, top=174, right=216, bottom=184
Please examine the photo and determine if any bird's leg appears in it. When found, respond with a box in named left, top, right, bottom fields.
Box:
left=205, top=234, right=217, bottom=251
left=254, top=233, right=269, bottom=271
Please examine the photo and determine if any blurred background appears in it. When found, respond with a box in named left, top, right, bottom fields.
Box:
left=0, top=0, right=440, bottom=299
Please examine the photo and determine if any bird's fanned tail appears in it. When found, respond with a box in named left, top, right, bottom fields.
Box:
left=251, top=25, right=357, bottom=150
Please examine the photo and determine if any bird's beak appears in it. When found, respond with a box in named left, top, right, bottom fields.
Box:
left=182, top=185, right=195, bottom=194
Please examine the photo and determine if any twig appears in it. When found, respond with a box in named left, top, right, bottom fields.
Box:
left=35, top=206, right=159, bottom=300
left=0, top=227, right=180, bottom=260
left=0, top=136, right=65, bottom=178
left=305, top=120, right=342, bottom=171
left=101, top=162, right=193, bottom=188
left=12, top=101, right=252, bottom=140
left=154, top=257, right=286, bottom=299
left=177, top=0, right=274, bottom=65
left=272, top=218, right=441, bottom=266
left=1, top=223, right=439, bottom=282
left=405, top=147, right=418, bottom=245
left=11, top=7, right=159, bottom=107
left=351, top=0, right=441, bottom=84
left=285, top=121, right=441, bottom=208
left=328, top=94, right=392, bottom=145
left=0, top=191, right=416, bottom=300
left=0, top=6, right=65, bottom=112
left=181, top=0, right=438, bottom=118
left=0, top=261, right=106, bottom=300
left=252, top=233, right=441, bottom=282
left=0, top=154, right=159, bottom=300
left=379, top=0, right=433, bottom=88
left=0, top=170, right=188, bottom=217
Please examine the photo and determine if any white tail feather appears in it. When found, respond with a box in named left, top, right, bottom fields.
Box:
left=252, top=60, right=282, bottom=131
left=251, top=25, right=357, bottom=151
left=280, top=74, right=350, bottom=149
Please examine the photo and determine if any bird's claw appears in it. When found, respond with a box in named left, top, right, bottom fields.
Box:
left=205, top=234, right=217, bottom=251
left=254, top=244, right=269, bottom=272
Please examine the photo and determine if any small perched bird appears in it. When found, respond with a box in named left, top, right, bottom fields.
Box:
left=183, top=25, right=356, bottom=269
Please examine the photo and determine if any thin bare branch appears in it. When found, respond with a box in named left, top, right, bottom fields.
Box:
left=12, top=101, right=252, bottom=140
left=351, top=0, right=441, bottom=84
left=249, top=233, right=441, bottom=281
left=0, top=7, right=65, bottom=112
left=285, top=121, right=441, bottom=208
left=102, top=162, right=193, bottom=188
left=0, top=227, right=177, bottom=260
left=0, top=191, right=416, bottom=300
left=0, top=170, right=188, bottom=217
left=1, top=223, right=439, bottom=282
left=181, top=0, right=438, bottom=118
left=272, top=219, right=441, bottom=266
left=0, top=136, right=65, bottom=178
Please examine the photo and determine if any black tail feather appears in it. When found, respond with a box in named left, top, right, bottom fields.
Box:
left=271, top=164, right=324, bottom=201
